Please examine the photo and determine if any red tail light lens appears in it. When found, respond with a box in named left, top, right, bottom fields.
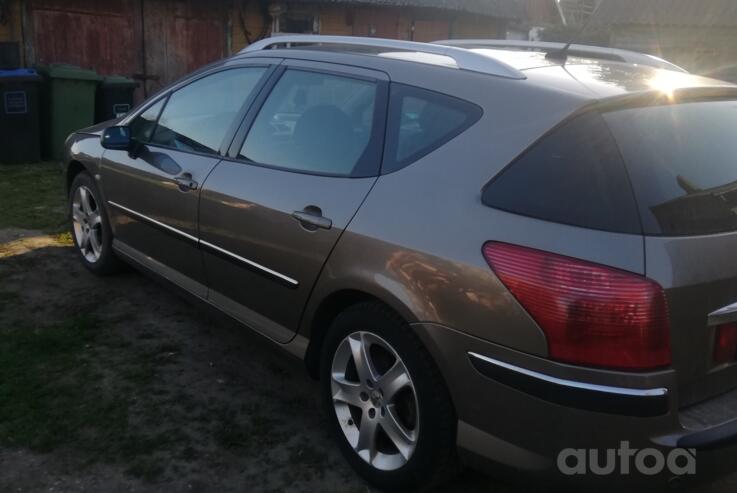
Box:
left=482, top=242, right=671, bottom=371
left=714, top=323, right=737, bottom=365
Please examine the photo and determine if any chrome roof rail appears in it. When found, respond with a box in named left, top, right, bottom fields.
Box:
left=433, top=39, right=688, bottom=73
left=240, top=35, right=526, bottom=80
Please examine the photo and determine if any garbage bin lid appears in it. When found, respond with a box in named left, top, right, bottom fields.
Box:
left=38, top=63, right=101, bottom=81
left=101, top=75, right=139, bottom=88
left=0, top=68, right=41, bottom=81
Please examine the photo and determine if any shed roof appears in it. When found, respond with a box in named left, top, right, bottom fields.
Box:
left=290, top=0, right=527, bottom=20
left=594, top=0, right=737, bottom=27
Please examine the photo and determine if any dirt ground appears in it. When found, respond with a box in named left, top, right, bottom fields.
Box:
left=0, top=228, right=512, bottom=493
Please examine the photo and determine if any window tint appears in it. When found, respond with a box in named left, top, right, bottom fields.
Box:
left=130, top=98, right=165, bottom=143
left=239, top=69, right=380, bottom=176
left=383, top=84, right=481, bottom=173
left=604, top=101, right=737, bottom=236
left=482, top=112, right=641, bottom=234
left=151, top=67, right=266, bottom=155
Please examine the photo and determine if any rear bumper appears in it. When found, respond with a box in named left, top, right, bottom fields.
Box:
left=411, top=321, right=737, bottom=484
left=678, top=419, right=737, bottom=450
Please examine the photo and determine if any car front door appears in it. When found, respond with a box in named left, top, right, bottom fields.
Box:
left=199, top=60, right=388, bottom=342
left=100, top=64, right=274, bottom=296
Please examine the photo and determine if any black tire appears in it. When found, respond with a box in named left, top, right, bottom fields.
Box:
left=320, top=301, right=458, bottom=492
left=68, top=172, right=123, bottom=275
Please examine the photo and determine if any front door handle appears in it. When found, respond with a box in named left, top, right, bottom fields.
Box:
left=174, top=173, right=198, bottom=192
left=292, top=207, right=332, bottom=230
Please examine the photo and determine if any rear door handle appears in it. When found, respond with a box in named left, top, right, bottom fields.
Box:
left=174, top=173, right=198, bottom=192
left=292, top=208, right=332, bottom=230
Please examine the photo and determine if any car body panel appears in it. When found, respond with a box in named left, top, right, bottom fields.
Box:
left=646, top=233, right=737, bottom=407
left=100, top=145, right=221, bottom=297
left=197, top=58, right=389, bottom=342
left=304, top=117, right=646, bottom=354
left=199, top=159, right=378, bottom=341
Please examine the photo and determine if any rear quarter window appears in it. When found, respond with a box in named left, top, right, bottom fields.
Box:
left=603, top=100, right=737, bottom=236
left=482, top=111, right=642, bottom=234
left=383, top=84, right=481, bottom=173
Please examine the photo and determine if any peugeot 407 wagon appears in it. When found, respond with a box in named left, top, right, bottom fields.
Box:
left=64, top=35, right=737, bottom=491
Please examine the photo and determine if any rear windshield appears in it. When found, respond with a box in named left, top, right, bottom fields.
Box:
left=482, top=111, right=642, bottom=234
left=604, top=100, right=737, bottom=236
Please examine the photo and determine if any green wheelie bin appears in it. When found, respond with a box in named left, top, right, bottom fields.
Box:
left=96, top=75, right=138, bottom=123
left=38, top=64, right=100, bottom=160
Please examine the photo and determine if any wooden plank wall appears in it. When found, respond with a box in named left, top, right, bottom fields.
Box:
left=0, top=0, right=25, bottom=65
left=142, top=0, right=227, bottom=96
left=27, top=0, right=141, bottom=76
left=1, top=0, right=506, bottom=99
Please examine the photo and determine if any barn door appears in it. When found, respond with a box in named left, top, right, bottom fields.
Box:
left=142, top=0, right=227, bottom=96
left=411, top=19, right=451, bottom=42
left=28, top=0, right=140, bottom=76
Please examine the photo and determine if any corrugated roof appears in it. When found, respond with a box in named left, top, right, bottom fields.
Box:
left=594, top=0, right=737, bottom=27
left=290, top=0, right=527, bottom=20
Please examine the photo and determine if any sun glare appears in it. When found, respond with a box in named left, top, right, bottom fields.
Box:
left=647, top=70, right=696, bottom=99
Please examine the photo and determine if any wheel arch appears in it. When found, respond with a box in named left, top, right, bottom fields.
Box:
left=65, top=160, right=88, bottom=195
left=303, top=288, right=419, bottom=380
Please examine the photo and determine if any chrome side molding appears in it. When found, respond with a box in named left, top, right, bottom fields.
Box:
left=109, top=201, right=198, bottom=243
left=468, top=352, right=668, bottom=398
left=199, top=240, right=298, bottom=287
left=468, top=351, right=670, bottom=416
left=108, top=201, right=299, bottom=288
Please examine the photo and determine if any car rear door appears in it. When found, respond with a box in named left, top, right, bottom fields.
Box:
left=198, top=60, right=388, bottom=343
left=100, top=63, right=274, bottom=296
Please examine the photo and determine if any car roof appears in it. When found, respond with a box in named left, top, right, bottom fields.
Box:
left=233, top=36, right=737, bottom=105
left=520, top=57, right=735, bottom=99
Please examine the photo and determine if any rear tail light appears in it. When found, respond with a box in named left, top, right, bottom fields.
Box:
left=482, top=242, right=671, bottom=371
left=714, top=323, right=737, bottom=365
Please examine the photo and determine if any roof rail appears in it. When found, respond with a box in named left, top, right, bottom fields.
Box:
left=433, top=39, right=687, bottom=73
left=240, top=35, right=526, bottom=80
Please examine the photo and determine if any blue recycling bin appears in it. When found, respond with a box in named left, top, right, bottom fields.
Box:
left=0, top=68, right=41, bottom=164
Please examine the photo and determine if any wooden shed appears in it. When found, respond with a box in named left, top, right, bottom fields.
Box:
left=596, top=0, right=737, bottom=82
left=0, top=0, right=558, bottom=101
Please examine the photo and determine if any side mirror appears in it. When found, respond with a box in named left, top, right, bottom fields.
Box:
left=101, top=125, right=131, bottom=150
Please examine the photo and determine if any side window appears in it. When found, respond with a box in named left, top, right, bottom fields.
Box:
left=129, top=98, right=165, bottom=143
left=482, top=112, right=642, bottom=234
left=239, top=69, right=381, bottom=177
left=383, top=84, right=482, bottom=173
left=150, top=67, right=267, bottom=155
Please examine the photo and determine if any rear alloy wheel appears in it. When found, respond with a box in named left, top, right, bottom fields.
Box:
left=331, top=331, right=419, bottom=471
left=321, top=302, right=457, bottom=492
left=69, top=172, right=123, bottom=275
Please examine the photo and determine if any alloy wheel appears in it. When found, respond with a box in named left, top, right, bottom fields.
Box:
left=71, top=185, right=103, bottom=263
left=331, top=331, right=419, bottom=471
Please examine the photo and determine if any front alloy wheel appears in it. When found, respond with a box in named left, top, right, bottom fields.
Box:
left=71, top=185, right=103, bottom=263
left=331, top=331, right=419, bottom=471
left=69, top=172, right=122, bottom=275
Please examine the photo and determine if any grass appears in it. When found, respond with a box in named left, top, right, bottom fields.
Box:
left=0, top=162, right=67, bottom=232
left=0, top=315, right=122, bottom=453
left=0, top=313, right=185, bottom=481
